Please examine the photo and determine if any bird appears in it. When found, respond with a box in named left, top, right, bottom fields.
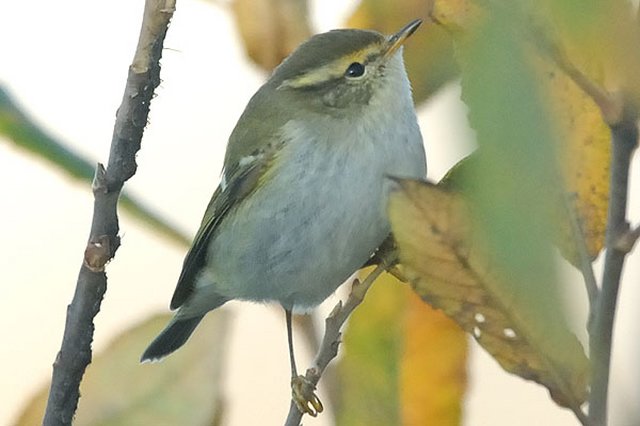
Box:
left=142, top=18, right=426, bottom=415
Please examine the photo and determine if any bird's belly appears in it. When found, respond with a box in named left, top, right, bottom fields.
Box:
left=207, top=150, right=387, bottom=309
left=205, top=115, right=426, bottom=310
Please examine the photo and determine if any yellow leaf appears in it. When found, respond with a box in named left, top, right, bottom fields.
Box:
left=345, top=0, right=458, bottom=104
left=401, top=292, right=467, bottom=426
left=232, top=0, right=312, bottom=71
left=539, top=0, right=640, bottom=105
left=539, top=57, right=611, bottom=262
left=388, top=179, right=589, bottom=413
left=337, top=270, right=468, bottom=425
left=16, top=312, right=228, bottom=426
left=431, top=0, right=481, bottom=30
left=529, top=2, right=616, bottom=262
left=432, top=0, right=640, bottom=104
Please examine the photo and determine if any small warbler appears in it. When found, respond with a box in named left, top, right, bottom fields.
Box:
left=142, top=18, right=426, bottom=413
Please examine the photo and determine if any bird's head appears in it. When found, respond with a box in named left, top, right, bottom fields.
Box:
left=268, top=19, right=422, bottom=115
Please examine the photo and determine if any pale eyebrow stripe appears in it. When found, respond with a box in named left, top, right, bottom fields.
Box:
left=280, top=44, right=383, bottom=89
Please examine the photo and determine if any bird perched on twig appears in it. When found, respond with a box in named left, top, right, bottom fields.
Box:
left=142, top=18, right=426, bottom=415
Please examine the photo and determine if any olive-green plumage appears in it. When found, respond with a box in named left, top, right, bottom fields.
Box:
left=223, top=29, right=385, bottom=168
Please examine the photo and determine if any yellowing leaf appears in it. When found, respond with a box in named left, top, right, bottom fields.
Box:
left=431, top=0, right=481, bottom=30
left=539, top=57, right=611, bottom=262
left=401, top=292, right=467, bottom=426
left=527, top=1, right=615, bottom=263
left=345, top=0, right=458, bottom=104
left=16, top=312, right=228, bottom=426
left=337, top=270, right=468, bottom=425
left=388, top=179, right=589, bottom=415
left=232, top=0, right=312, bottom=71
left=539, top=0, right=640, bottom=105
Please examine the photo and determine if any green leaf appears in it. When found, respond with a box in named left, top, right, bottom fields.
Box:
left=336, top=272, right=404, bottom=426
left=15, top=312, right=228, bottom=426
left=232, top=0, right=311, bottom=71
left=0, top=86, right=190, bottom=247
left=457, top=0, right=566, bottom=366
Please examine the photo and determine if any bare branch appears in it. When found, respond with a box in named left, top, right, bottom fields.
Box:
left=292, top=313, right=340, bottom=418
left=613, top=224, right=640, bottom=253
left=42, top=1, right=175, bottom=425
left=283, top=252, right=397, bottom=426
left=588, top=107, right=638, bottom=425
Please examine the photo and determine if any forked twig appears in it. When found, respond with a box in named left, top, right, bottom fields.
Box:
left=283, top=251, right=397, bottom=425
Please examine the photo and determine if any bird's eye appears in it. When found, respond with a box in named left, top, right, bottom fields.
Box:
left=345, top=62, right=366, bottom=78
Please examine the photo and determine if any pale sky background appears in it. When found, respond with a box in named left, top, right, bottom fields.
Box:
left=0, top=1, right=639, bottom=425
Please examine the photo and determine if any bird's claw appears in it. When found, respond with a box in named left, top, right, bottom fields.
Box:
left=291, top=375, right=324, bottom=417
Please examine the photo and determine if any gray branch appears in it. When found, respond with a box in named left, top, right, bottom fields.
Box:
left=588, top=102, right=638, bottom=425
left=42, top=1, right=176, bottom=424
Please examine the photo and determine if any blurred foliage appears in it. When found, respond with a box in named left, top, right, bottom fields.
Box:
left=385, top=0, right=632, bottom=419
left=0, top=86, right=190, bottom=248
left=337, top=272, right=404, bottom=425
left=232, top=0, right=312, bottom=70
left=0, top=88, right=95, bottom=184
left=16, top=312, right=228, bottom=426
left=430, top=0, right=637, bottom=267
left=389, top=180, right=589, bottom=414
left=539, top=0, right=640, bottom=104
left=540, top=56, right=610, bottom=264
left=337, top=272, right=467, bottom=425
left=232, top=0, right=458, bottom=104
left=455, top=0, right=567, bottom=314
left=532, top=0, right=635, bottom=262
left=401, top=292, right=467, bottom=425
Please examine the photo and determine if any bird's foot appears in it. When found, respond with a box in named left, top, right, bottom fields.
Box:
left=291, top=375, right=323, bottom=417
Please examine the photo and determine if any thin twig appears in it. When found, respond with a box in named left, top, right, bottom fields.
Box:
left=292, top=313, right=340, bottom=418
left=283, top=253, right=397, bottom=426
left=588, top=109, right=638, bottom=425
left=547, top=42, right=619, bottom=123
left=530, top=24, right=623, bottom=126
left=42, top=2, right=175, bottom=425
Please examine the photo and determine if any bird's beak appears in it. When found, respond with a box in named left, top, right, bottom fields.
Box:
left=382, top=19, right=422, bottom=61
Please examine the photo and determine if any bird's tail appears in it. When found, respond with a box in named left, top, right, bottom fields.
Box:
left=140, top=315, right=204, bottom=362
